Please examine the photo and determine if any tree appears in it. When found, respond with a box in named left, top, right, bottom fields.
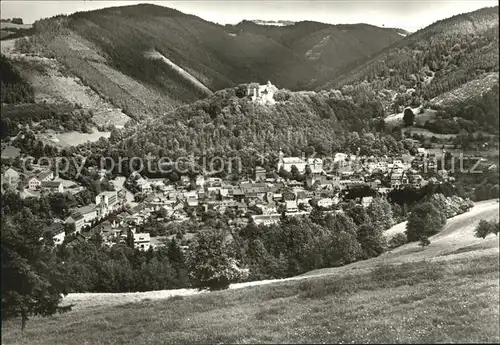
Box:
left=126, top=228, right=135, bottom=248
left=188, top=229, right=245, bottom=291
left=290, top=165, right=300, bottom=180
left=235, top=84, right=248, bottom=98
left=374, top=118, right=386, bottom=133
left=1, top=215, right=71, bottom=331
left=474, top=185, right=488, bottom=201
left=357, top=223, right=387, bottom=259
left=403, top=108, right=415, bottom=127
left=419, top=236, right=431, bottom=250
left=347, top=205, right=371, bottom=226
left=273, top=89, right=291, bottom=102
left=325, top=230, right=362, bottom=267
left=405, top=202, right=446, bottom=242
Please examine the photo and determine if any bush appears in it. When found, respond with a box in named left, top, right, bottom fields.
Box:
left=474, top=219, right=499, bottom=239
left=273, top=89, right=291, bottom=102
left=419, top=236, right=431, bottom=250
left=388, top=233, right=408, bottom=249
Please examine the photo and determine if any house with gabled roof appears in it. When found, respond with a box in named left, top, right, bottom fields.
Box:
left=3, top=167, right=20, bottom=186
left=41, top=181, right=64, bottom=193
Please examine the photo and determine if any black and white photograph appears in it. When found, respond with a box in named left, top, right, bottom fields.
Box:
left=0, top=0, right=499, bottom=343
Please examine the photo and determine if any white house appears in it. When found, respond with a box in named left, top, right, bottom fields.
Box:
left=28, top=170, right=54, bottom=190
left=277, top=149, right=307, bottom=173
left=133, top=232, right=151, bottom=251
left=252, top=214, right=281, bottom=225
left=334, top=153, right=348, bottom=163
left=74, top=204, right=98, bottom=224
left=195, top=175, right=205, bottom=188
left=306, top=158, right=323, bottom=173
left=28, top=177, right=42, bottom=190
left=361, top=196, right=373, bottom=208
left=65, top=213, right=85, bottom=233
left=285, top=200, right=298, bottom=213
left=53, top=230, right=65, bottom=246
left=41, top=181, right=64, bottom=193
left=317, top=198, right=335, bottom=208
left=3, top=168, right=20, bottom=186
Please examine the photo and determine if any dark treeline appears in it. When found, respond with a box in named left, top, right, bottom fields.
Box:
left=0, top=54, right=34, bottom=104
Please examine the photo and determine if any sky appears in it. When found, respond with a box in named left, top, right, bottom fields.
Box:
left=1, top=0, right=498, bottom=32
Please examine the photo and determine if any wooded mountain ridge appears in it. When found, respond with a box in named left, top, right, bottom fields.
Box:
left=8, top=3, right=405, bottom=119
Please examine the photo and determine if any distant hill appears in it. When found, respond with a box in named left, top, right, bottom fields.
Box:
left=13, top=3, right=404, bottom=120
left=0, top=22, right=34, bottom=41
left=320, top=6, right=499, bottom=113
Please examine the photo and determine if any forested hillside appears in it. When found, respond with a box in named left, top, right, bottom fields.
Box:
left=71, top=86, right=405, bottom=178
left=12, top=4, right=404, bottom=120
left=321, top=6, right=499, bottom=113
left=0, top=54, right=34, bottom=104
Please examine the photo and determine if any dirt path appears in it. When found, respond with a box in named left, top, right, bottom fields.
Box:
left=144, top=50, right=212, bottom=96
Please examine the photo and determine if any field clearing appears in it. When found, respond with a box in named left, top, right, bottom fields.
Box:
left=426, top=147, right=500, bottom=158
left=385, top=106, right=438, bottom=130
left=1, top=145, right=21, bottom=159
left=144, top=50, right=212, bottom=95
left=37, top=128, right=111, bottom=148
left=402, top=127, right=457, bottom=139
left=0, top=22, right=32, bottom=30
left=6, top=49, right=131, bottom=128
left=430, top=72, right=499, bottom=109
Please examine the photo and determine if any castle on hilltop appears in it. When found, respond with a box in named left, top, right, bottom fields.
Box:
left=247, top=81, right=277, bottom=105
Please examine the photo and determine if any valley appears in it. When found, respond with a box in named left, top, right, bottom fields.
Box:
left=1, top=3, right=499, bottom=344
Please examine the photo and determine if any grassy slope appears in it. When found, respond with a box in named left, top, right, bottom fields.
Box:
left=430, top=71, right=499, bottom=109
left=2, top=254, right=498, bottom=344
left=1, top=39, right=131, bottom=129
left=2, top=201, right=499, bottom=344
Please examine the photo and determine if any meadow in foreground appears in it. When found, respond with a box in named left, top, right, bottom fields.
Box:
left=2, top=252, right=499, bottom=345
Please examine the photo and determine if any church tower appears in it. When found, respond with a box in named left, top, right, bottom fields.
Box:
left=277, top=148, right=284, bottom=171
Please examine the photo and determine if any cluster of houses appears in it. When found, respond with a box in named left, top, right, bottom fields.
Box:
left=1, top=166, right=65, bottom=194
left=4, top=146, right=456, bottom=252
left=52, top=189, right=155, bottom=251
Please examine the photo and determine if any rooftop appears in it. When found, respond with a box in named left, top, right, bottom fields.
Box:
left=76, top=204, right=97, bottom=215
